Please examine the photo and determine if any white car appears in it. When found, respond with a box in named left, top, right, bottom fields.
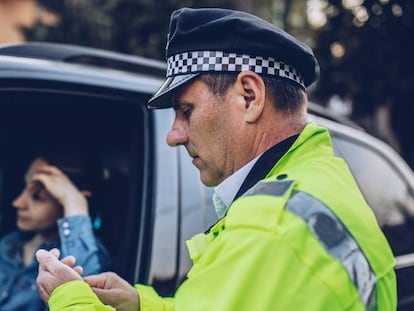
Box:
left=0, top=42, right=412, bottom=309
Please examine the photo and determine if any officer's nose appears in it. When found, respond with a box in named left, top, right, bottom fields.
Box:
left=167, top=120, right=188, bottom=147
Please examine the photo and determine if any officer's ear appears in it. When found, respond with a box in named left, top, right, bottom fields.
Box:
left=235, top=71, right=265, bottom=123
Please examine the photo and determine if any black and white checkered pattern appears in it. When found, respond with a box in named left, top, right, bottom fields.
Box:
left=167, top=51, right=304, bottom=88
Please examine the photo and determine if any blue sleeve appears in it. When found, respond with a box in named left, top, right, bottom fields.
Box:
left=57, top=215, right=111, bottom=276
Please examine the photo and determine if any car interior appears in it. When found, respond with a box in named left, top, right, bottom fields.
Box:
left=0, top=87, right=152, bottom=283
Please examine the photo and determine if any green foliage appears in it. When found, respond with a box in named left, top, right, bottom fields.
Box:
left=25, top=0, right=414, bottom=166
left=312, top=0, right=414, bottom=166
left=28, top=0, right=240, bottom=59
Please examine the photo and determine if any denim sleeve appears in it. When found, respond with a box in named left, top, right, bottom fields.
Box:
left=57, top=215, right=111, bottom=276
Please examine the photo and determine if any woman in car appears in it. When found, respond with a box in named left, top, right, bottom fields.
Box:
left=0, top=146, right=110, bottom=311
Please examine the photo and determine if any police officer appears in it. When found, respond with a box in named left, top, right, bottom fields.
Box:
left=36, top=7, right=397, bottom=311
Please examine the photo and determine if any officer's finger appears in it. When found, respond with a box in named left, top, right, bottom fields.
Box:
left=36, top=249, right=61, bottom=275
left=73, top=265, right=84, bottom=276
left=61, top=255, right=76, bottom=267
left=84, top=272, right=111, bottom=289
left=50, top=248, right=60, bottom=259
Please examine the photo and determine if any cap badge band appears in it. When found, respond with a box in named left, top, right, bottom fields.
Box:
left=167, top=51, right=305, bottom=88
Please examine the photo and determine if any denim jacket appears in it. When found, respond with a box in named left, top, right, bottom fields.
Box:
left=0, top=215, right=111, bottom=311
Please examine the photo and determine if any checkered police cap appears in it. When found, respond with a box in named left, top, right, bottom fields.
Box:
left=167, top=51, right=304, bottom=87
left=148, top=8, right=319, bottom=109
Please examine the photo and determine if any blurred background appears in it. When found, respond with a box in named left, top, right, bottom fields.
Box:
left=0, top=0, right=412, bottom=169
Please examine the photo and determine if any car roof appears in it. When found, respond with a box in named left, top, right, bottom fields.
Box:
left=0, top=42, right=166, bottom=95
left=0, top=42, right=166, bottom=75
left=310, top=113, right=414, bottom=187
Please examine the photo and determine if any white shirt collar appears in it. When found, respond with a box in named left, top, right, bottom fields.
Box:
left=213, top=154, right=261, bottom=218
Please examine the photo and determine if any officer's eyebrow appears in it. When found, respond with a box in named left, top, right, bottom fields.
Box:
left=171, top=95, right=181, bottom=110
left=172, top=99, right=180, bottom=110
left=172, top=98, right=191, bottom=111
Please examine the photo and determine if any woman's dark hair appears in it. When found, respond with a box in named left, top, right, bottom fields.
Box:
left=41, top=148, right=102, bottom=193
left=37, top=142, right=104, bottom=220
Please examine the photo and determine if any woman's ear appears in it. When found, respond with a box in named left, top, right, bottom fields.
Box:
left=235, top=71, right=265, bottom=123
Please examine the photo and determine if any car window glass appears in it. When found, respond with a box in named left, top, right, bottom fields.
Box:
left=329, top=128, right=414, bottom=310
left=147, top=110, right=180, bottom=296
left=0, top=90, right=147, bottom=282
left=331, top=135, right=414, bottom=256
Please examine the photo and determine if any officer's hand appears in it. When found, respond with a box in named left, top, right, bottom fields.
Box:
left=84, top=272, right=140, bottom=311
left=36, top=248, right=83, bottom=303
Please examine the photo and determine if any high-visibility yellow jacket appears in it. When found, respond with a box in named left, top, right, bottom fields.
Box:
left=48, top=123, right=397, bottom=311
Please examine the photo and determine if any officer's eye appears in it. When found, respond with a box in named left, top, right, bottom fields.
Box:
left=181, top=106, right=192, bottom=119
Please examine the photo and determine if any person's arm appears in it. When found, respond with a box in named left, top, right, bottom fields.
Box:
left=36, top=249, right=174, bottom=311
left=32, top=164, right=111, bottom=274
left=134, top=284, right=174, bottom=311
left=85, top=273, right=174, bottom=311
left=48, top=281, right=116, bottom=311
left=36, top=249, right=116, bottom=311
left=58, top=215, right=110, bottom=275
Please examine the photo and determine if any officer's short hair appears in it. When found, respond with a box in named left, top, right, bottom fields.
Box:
left=199, top=73, right=305, bottom=115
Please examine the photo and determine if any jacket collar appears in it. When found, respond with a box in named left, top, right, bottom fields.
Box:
left=234, top=134, right=298, bottom=201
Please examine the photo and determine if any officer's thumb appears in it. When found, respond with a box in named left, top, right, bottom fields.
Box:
left=36, top=249, right=60, bottom=273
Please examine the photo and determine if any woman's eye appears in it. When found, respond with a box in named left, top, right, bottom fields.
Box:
left=31, top=188, right=46, bottom=202
left=31, top=191, right=41, bottom=201
left=28, top=182, right=45, bottom=201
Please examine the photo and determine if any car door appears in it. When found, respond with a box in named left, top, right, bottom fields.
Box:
left=147, top=109, right=217, bottom=295
left=312, top=115, right=414, bottom=311
left=0, top=81, right=155, bottom=284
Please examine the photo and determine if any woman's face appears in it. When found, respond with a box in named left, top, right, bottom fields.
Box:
left=12, top=158, right=62, bottom=232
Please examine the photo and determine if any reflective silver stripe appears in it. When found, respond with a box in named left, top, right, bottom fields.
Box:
left=242, top=180, right=294, bottom=198
left=243, top=181, right=377, bottom=309
left=286, top=192, right=377, bottom=310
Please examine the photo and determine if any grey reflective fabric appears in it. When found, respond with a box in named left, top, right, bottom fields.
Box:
left=242, top=180, right=294, bottom=198
left=286, top=191, right=377, bottom=310
left=242, top=181, right=377, bottom=309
